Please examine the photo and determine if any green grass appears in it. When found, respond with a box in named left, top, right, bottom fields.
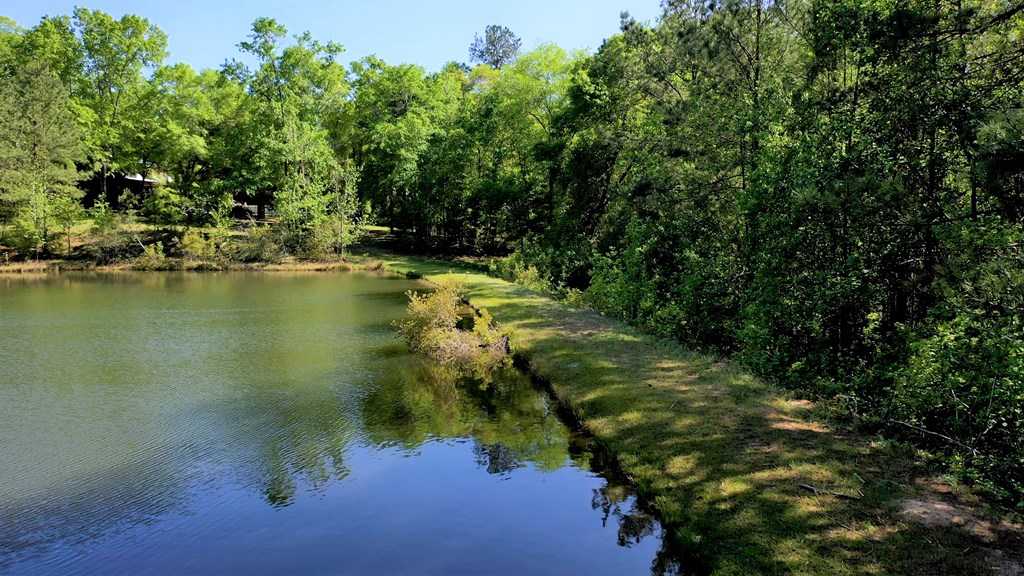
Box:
left=383, top=255, right=1023, bottom=576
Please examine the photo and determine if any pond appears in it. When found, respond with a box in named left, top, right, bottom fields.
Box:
left=0, top=272, right=679, bottom=575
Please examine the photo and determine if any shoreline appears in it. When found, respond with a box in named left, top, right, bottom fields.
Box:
left=0, top=257, right=393, bottom=275
left=5, top=252, right=1022, bottom=574
left=382, top=254, right=1023, bottom=576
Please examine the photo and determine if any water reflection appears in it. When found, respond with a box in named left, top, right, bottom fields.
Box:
left=362, top=357, right=573, bottom=475
left=0, top=272, right=680, bottom=574
left=198, top=382, right=355, bottom=509
left=592, top=485, right=658, bottom=546
left=359, top=354, right=688, bottom=575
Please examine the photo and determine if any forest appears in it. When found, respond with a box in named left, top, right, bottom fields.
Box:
left=0, top=1, right=1022, bottom=508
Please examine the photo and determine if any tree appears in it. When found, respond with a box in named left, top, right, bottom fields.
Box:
left=402, top=62, right=478, bottom=248
left=22, top=9, right=168, bottom=205
left=130, top=64, right=244, bottom=225
left=469, top=25, right=521, bottom=69
left=52, top=193, right=85, bottom=254
left=18, top=15, right=83, bottom=91
left=0, top=61, right=84, bottom=256
left=229, top=18, right=356, bottom=254
left=471, top=44, right=575, bottom=246
left=793, top=0, right=1024, bottom=500
left=0, top=16, right=24, bottom=76
left=351, top=57, right=435, bottom=235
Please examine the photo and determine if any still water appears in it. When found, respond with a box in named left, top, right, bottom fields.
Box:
left=0, top=272, right=674, bottom=575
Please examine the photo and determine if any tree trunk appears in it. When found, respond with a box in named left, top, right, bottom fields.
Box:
left=101, top=164, right=108, bottom=205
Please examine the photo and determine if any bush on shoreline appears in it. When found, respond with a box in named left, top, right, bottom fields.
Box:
left=398, top=275, right=508, bottom=371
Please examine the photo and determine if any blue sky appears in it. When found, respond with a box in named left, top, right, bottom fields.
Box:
left=4, top=0, right=663, bottom=72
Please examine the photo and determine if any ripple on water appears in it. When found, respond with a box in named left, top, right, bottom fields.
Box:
left=0, top=273, right=676, bottom=575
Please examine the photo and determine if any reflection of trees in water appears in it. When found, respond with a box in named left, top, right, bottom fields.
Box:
left=360, top=356, right=572, bottom=473
left=591, top=486, right=696, bottom=576
left=205, top=381, right=354, bottom=509
left=4, top=344, right=360, bottom=568
left=652, top=553, right=688, bottom=576
left=591, top=485, right=656, bottom=546
left=473, top=442, right=521, bottom=474
left=209, top=353, right=566, bottom=510
left=362, top=356, right=694, bottom=574
left=263, top=453, right=298, bottom=508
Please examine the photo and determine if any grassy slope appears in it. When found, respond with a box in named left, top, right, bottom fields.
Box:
left=384, top=255, right=1022, bottom=576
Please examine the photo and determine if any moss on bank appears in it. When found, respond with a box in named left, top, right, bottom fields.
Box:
left=383, top=255, right=1023, bottom=576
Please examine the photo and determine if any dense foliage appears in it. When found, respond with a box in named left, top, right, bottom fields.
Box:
left=540, top=0, right=1024, bottom=506
left=1, top=2, right=1022, bottom=505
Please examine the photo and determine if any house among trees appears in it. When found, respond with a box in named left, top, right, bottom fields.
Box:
left=83, top=171, right=173, bottom=208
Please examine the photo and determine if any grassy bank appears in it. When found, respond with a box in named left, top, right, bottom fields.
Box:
left=383, top=255, right=1023, bottom=576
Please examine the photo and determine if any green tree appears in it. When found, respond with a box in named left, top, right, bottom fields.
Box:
left=73, top=9, right=167, bottom=202
left=0, top=61, right=84, bottom=256
left=469, top=25, right=522, bottom=69
left=132, top=64, right=244, bottom=225
left=467, top=44, right=576, bottom=249
left=0, top=16, right=24, bottom=76
left=229, top=18, right=355, bottom=254
left=52, top=193, right=85, bottom=254
left=351, top=57, right=436, bottom=235
left=19, top=9, right=168, bottom=205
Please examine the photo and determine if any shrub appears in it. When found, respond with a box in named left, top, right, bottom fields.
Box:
left=133, top=241, right=169, bottom=270
left=229, top=225, right=284, bottom=263
left=490, top=249, right=551, bottom=293
left=398, top=275, right=508, bottom=370
left=295, top=218, right=338, bottom=260
left=892, top=299, right=1024, bottom=508
left=179, top=228, right=216, bottom=261
left=142, top=186, right=187, bottom=225
left=85, top=202, right=141, bottom=264
left=301, top=215, right=361, bottom=259
left=7, top=214, right=44, bottom=258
